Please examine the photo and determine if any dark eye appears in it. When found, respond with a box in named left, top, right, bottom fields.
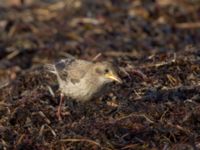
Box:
left=105, top=69, right=109, bottom=73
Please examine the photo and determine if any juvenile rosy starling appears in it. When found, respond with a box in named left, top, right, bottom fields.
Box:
left=46, top=57, right=122, bottom=120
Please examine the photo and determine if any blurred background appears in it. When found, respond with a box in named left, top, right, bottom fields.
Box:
left=0, top=0, right=200, bottom=77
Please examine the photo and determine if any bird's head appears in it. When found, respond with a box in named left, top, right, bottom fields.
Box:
left=93, top=62, right=122, bottom=84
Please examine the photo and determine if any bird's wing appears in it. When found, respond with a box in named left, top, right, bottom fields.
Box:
left=45, top=56, right=92, bottom=84
left=53, top=57, right=75, bottom=80
left=67, top=60, right=92, bottom=84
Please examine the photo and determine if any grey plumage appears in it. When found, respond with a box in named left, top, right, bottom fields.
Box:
left=46, top=58, right=122, bottom=101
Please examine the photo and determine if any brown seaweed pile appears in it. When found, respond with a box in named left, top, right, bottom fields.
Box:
left=0, top=0, right=200, bottom=149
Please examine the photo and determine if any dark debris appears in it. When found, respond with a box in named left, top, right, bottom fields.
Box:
left=0, top=0, right=200, bottom=149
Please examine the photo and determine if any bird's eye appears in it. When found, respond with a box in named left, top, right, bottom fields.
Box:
left=105, top=69, right=109, bottom=73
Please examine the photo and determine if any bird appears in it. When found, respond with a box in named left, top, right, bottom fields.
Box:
left=46, top=57, right=122, bottom=120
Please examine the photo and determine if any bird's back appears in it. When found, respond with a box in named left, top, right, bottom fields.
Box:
left=46, top=58, right=97, bottom=101
left=55, top=58, right=93, bottom=83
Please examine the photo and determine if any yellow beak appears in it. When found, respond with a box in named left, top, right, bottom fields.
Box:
left=105, top=73, right=122, bottom=83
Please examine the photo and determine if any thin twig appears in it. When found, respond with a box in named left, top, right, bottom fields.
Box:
left=60, top=138, right=112, bottom=150
left=175, top=22, right=200, bottom=29
left=115, top=113, right=154, bottom=124
left=39, top=124, right=57, bottom=137
left=0, top=80, right=10, bottom=89
left=46, top=124, right=57, bottom=137
left=92, top=53, right=102, bottom=61
left=15, top=134, right=25, bottom=146
left=38, top=111, right=51, bottom=124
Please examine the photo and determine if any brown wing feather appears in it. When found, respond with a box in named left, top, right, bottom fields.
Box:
left=52, top=58, right=74, bottom=80
left=56, top=59, right=92, bottom=84
left=67, top=60, right=93, bottom=83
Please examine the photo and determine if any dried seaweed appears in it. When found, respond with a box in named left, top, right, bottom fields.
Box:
left=0, top=0, right=200, bottom=149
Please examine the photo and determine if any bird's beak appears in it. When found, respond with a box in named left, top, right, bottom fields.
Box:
left=105, top=72, right=122, bottom=83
